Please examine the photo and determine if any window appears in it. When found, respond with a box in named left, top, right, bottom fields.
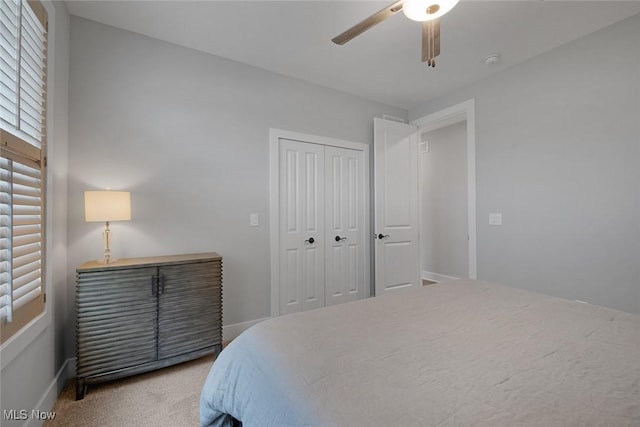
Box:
left=1, top=0, right=47, bottom=344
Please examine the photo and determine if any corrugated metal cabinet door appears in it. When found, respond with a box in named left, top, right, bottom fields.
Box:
left=157, top=260, right=222, bottom=359
left=76, top=266, right=158, bottom=377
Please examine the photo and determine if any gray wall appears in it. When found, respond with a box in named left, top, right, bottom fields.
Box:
left=67, top=17, right=407, bottom=352
left=421, top=122, right=468, bottom=279
left=410, top=13, right=640, bottom=314
left=0, top=1, right=69, bottom=424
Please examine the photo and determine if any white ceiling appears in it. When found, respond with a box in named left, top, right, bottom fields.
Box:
left=65, top=1, right=640, bottom=110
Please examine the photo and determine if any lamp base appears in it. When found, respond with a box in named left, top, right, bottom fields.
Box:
left=99, top=222, right=117, bottom=264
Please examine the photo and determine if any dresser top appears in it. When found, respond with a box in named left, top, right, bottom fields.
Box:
left=77, top=252, right=221, bottom=272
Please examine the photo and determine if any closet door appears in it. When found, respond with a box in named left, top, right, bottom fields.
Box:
left=325, top=146, right=365, bottom=305
left=279, top=139, right=325, bottom=314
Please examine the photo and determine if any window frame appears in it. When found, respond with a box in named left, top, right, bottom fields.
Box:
left=0, top=0, right=50, bottom=359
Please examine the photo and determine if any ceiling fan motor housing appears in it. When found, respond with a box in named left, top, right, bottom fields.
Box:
left=403, top=0, right=459, bottom=22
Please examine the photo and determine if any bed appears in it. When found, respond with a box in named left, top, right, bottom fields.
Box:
left=200, top=279, right=640, bottom=426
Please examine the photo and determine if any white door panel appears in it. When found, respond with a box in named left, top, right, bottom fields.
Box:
left=279, top=139, right=325, bottom=314
left=325, top=146, right=364, bottom=305
left=374, top=118, right=420, bottom=295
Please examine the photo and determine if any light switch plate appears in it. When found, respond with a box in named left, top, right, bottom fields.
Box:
left=489, top=213, right=502, bottom=226
left=250, top=213, right=259, bottom=226
left=419, top=132, right=430, bottom=153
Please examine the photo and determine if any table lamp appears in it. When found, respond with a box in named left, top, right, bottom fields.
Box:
left=84, top=190, right=131, bottom=263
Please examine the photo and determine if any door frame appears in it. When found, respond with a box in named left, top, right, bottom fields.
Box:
left=411, top=99, right=477, bottom=280
left=269, top=129, right=371, bottom=317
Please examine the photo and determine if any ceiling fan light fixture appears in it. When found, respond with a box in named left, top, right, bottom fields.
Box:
left=402, top=0, right=459, bottom=22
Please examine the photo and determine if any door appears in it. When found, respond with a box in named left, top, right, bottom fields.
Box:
left=157, top=260, right=222, bottom=359
left=76, top=266, right=158, bottom=378
left=325, top=146, right=365, bottom=305
left=374, top=118, right=420, bottom=295
left=279, top=139, right=325, bottom=314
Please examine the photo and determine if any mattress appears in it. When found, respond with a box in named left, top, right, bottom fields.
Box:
left=200, top=280, right=640, bottom=426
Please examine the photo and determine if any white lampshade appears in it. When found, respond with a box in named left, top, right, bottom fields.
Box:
left=402, top=0, right=460, bottom=22
left=84, top=191, right=131, bottom=222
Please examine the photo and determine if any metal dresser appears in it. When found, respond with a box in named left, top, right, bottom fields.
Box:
left=75, top=252, right=222, bottom=399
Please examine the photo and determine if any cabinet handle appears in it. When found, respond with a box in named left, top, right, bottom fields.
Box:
left=159, top=274, right=166, bottom=295
left=151, top=275, right=158, bottom=296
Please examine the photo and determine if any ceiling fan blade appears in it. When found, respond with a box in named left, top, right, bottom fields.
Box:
left=332, top=0, right=404, bottom=45
left=422, top=18, right=441, bottom=67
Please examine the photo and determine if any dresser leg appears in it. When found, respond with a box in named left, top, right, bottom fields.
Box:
left=76, top=377, right=87, bottom=400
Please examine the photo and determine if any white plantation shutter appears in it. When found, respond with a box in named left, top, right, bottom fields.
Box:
left=1, top=0, right=47, bottom=146
left=0, top=0, right=47, bottom=147
left=9, top=159, right=42, bottom=306
left=0, top=0, right=46, bottom=344
left=18, top=1, right=46, bottom=144
left=0, top=134, right=45, bottom=342
left=0, top=0, right=20, bottom=128
left=0, top=159, right=12, bottom=322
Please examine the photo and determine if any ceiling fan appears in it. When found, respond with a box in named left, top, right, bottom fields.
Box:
left=332, top=0, right=460, bottom=67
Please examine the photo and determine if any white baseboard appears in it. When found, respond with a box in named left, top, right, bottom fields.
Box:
left=422, top=271, right=459, bottom=283
left=223, top=317, right=269, bottom=342
left=25, top=357, right=75, bottom=427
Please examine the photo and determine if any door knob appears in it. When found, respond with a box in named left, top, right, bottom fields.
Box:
left=335, top=236, right=347, bottom=242
left=304, top=237, right=315, bottom=244
left=377, top=234, right=390, bottom=239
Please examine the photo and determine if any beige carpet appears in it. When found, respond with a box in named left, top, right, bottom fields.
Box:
left=46, top=355, right=215, bottom=427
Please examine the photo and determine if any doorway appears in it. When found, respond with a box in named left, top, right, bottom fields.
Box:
left=374, top=100, right=476, bottom=294
left=419, top=121, right=468, bottom=282
left=413, top=99, right=477, bottom=283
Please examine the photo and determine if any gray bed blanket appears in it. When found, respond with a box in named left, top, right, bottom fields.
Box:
left=200, top=280, right=640, bottom=426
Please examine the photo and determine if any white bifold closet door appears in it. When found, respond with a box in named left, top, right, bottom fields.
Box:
left=324, top=146, right=365, bottom=306
left=279, top=139, right=325, bottom=314
left=279, top=139, right=364, bottom=315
